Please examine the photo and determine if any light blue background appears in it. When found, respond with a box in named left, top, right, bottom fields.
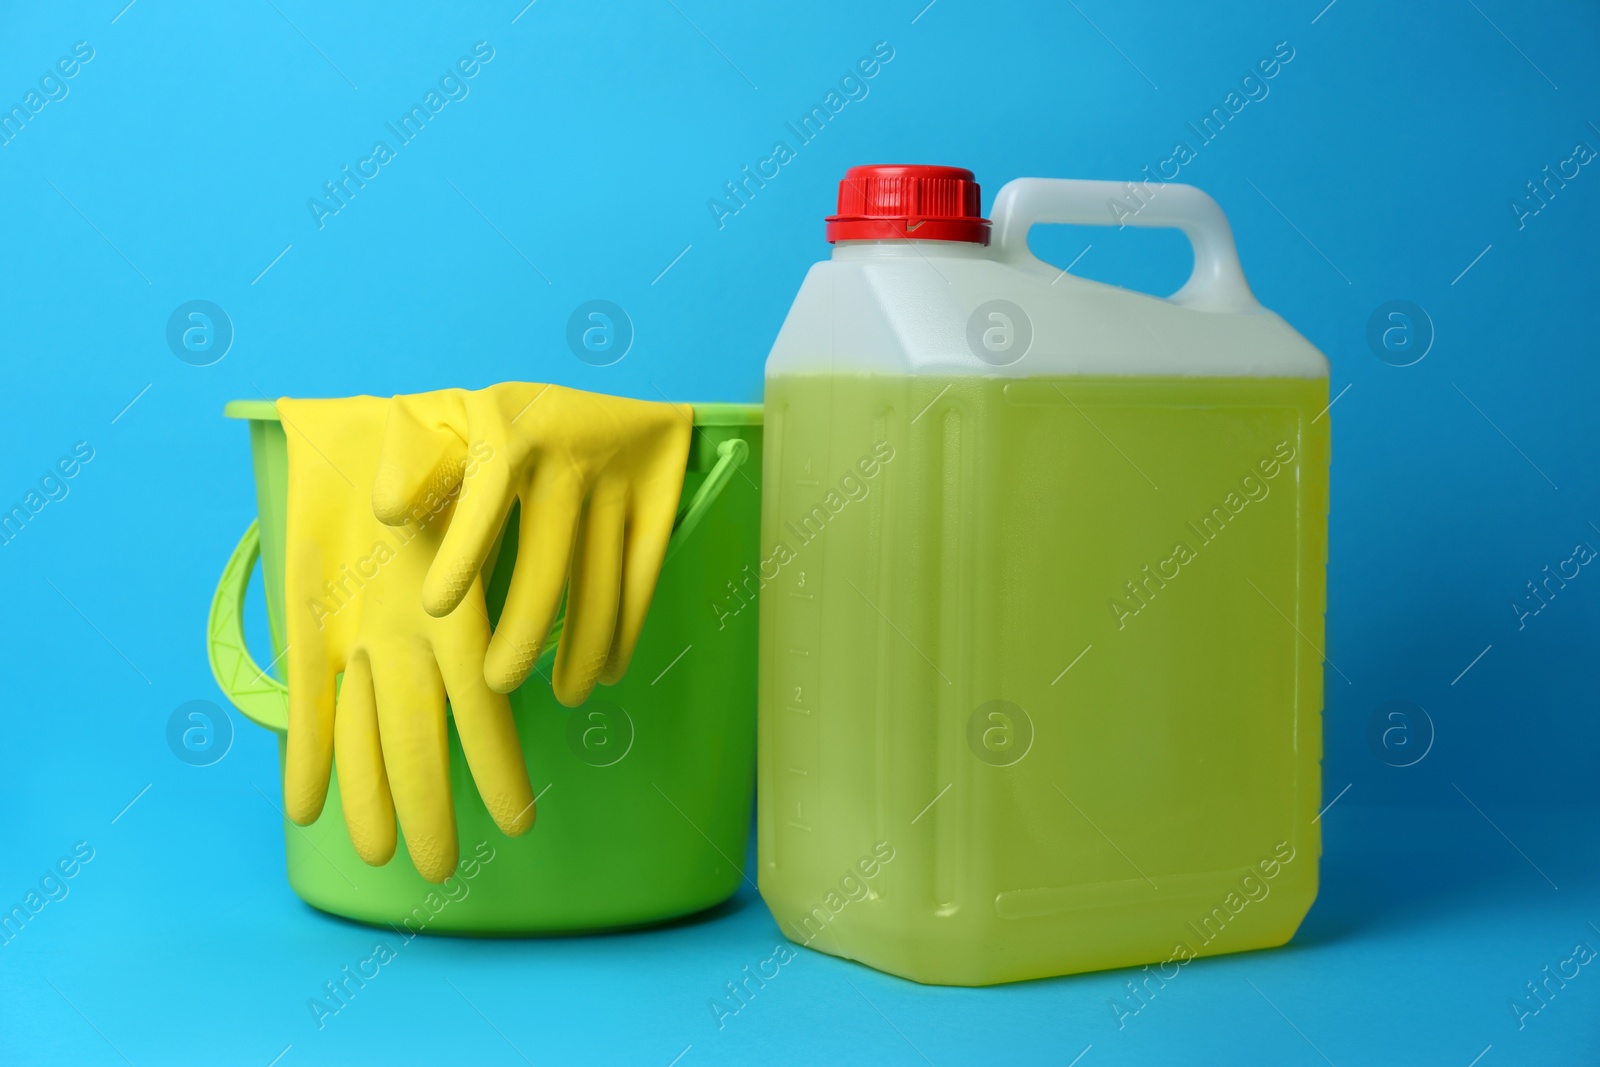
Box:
left=1, top=0, right=1597, bottom=1063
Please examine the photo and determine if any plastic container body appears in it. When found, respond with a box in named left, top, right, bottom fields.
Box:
left=757, top=178, right=1329, bottom=985
left=213, top=401, right=762, bottom=934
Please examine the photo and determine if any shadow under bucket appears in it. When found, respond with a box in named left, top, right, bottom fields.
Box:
left=208, top=399, right=761, bottom=934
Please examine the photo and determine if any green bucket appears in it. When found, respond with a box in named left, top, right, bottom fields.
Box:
left=208, top=399, right=762, bottom=933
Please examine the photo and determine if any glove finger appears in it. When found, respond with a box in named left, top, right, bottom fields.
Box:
left=421, top=457, right=515, bottom=619
left=484, top=472, right=583, bottom=694
left=333, top=653, right=397, bottom=867
left=552, top=493, right=626, bottom=707
left=432, top=606, right=535, bottom=837
left=601, top=438, right=692, bottom=686
left=284, top=552, right=336, bottom=826
left=372, top=643, right=458, bottom=883
left=372, top=390, right=468, bottom=526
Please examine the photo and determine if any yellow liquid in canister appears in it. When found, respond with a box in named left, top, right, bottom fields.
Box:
left=756, top=372, right=1328, bottom=986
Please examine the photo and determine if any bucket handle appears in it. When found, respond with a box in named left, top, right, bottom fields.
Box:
left=207, top=519, right=291, bottom=733
left=988, top=178, right=1261, bottom=314
left=667, top=437, right=747, bottom=563
left=207, top=436, right=751, bottom=730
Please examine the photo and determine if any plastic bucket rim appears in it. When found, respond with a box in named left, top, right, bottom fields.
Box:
left=223, top=398, right=763, bottom=425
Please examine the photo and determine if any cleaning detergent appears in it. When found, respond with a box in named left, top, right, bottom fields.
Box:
left=757, top=166, right=1329, bottom=985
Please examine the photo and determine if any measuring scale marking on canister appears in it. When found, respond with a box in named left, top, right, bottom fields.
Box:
left=774, top=436, right=822, bottom=839
left=757, top=165, right=1330, bottom=986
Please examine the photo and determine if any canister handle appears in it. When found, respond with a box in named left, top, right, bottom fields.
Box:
left=988, top=178, right=1261, bottom=313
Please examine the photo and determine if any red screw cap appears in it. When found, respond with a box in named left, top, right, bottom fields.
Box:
left=826, top=164, right=990, bottom=244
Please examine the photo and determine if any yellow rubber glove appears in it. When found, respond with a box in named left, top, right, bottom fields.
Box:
left=280, top=396, right=535, bottom=883
left=370, top=383, right=693, bottom=707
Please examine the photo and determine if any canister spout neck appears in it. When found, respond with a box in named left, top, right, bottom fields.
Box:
left=830, top=240, right=993, bottom=261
